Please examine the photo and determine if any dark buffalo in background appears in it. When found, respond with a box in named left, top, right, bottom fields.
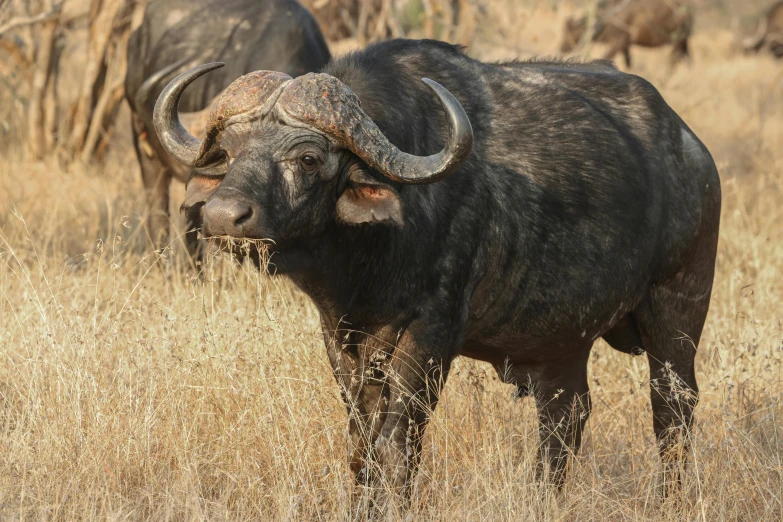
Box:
left=154, top=38, right=721, bottom=510
left=125, top=0, right=330, bottom=254
left=560, top=0, right=693, bottom=67
left=743, top=1, right=783, bottom=58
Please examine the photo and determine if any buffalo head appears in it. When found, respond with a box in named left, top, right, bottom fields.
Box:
left=153, top=63, right=473, bottom=248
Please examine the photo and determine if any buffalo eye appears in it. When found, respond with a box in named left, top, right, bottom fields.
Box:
left=299, top=153, right=320, bottom=173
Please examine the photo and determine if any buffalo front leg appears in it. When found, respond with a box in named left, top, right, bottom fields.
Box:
left=323, top=325, right=389, bottom=486
left=346, top=378, right=388, bottom=487
left=372, top=331, right=453, bottom=510
left=533, top=348, right=592, bottom=488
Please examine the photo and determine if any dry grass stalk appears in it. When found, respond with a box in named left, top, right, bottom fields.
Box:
left=24, top=3, right=59, bottom=159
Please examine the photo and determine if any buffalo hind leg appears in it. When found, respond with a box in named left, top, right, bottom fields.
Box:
left=635, top=279, right=711, bottom=497
left=534, top=347, right=592, bottom=488
left=131, top=115, right=171, bottom=249
left=143, top=164, right=171, bottom=249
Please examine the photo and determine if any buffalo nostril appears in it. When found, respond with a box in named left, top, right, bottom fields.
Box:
left=233, top=205, right=253, bottom=227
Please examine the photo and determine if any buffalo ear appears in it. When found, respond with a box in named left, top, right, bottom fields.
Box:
left=336, top=169, right=404, bottom=227
left=181, top=174, right=223, bottom=212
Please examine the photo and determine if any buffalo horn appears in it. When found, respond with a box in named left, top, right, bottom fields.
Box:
left=153, top=62, right=226, bottom=169
left=277, top=73, right=474, bottom=184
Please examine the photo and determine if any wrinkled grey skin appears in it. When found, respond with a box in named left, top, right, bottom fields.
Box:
left=125, top=0, right=329, bottom=253
left=158, top=39, right=721, bottom=510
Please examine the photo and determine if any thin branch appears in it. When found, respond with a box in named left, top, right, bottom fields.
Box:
left=26, top=14, right=58, bottom=158
left=67, top=0, right=125, bottom=154
left=0, top=7, right=60, bottom=36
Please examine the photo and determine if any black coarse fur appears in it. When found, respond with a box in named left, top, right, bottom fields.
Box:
left=192, top=39, right=721, bottom=505
left=124, top=0, right=330, bottom=253
left=304, top=39, right=716, bottom=351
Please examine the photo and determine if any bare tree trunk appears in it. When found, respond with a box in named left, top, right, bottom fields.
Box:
left=4, top=0, right=142, bottom=162
left=79, top=0, right=132, bottom=162
left=66, top=0, right=124, bottom=155
left=43, top=49, right=58, bottom=152
left=26, top=7, right=58, bottom=159
left=581, top=0, right=599, bottom=56
left=11, top=0, right=36, bottom=63
left=422, top=0, right=435, bottom=39
left=372, top=0, right=399, bottom=41
left=384, top=0, right=402, bottom=38
left=453, top=0, right=476, bottom=46
left=356, top=0, right=370, bottom=46
left=80, top=37, right=128, bottom=162
left=439, top=0, right=455, bottom=41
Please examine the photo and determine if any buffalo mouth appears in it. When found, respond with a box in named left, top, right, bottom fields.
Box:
left=199, top=234, right=271, bottom=271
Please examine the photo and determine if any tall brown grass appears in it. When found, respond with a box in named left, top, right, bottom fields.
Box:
left=1, top=2, right=782, bottom=520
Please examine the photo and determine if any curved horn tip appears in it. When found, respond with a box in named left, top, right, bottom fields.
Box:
left=153, top=62, right=226, bottom=168
left=346, top=76, right=472, bottom=185
left=183, top=61, right=226, bottom=77
left=165, top=62, right=226, bottom=92
left=135, top=57, right=191, bottom=111
left=420, top=77, right=443, bottom=90
left=420, top=77, right=474, bottom=151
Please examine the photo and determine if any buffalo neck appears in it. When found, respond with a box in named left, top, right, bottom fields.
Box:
left=282, top=204, right=444, bottom=326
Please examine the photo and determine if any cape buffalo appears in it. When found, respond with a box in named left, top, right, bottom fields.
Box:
left=125, top=0, right=330, bottom=255
left=743, top=1, right=783, bottom=58
left=560, top=0, right=693, bottom=67
left=153, top=39, right=720, bottom=507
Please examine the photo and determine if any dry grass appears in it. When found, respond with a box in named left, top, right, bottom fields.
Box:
left=1, top=1, right=783, bottom=520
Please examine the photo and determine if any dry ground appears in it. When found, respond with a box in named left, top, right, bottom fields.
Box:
left=1, top=1, right=782, bottom=520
